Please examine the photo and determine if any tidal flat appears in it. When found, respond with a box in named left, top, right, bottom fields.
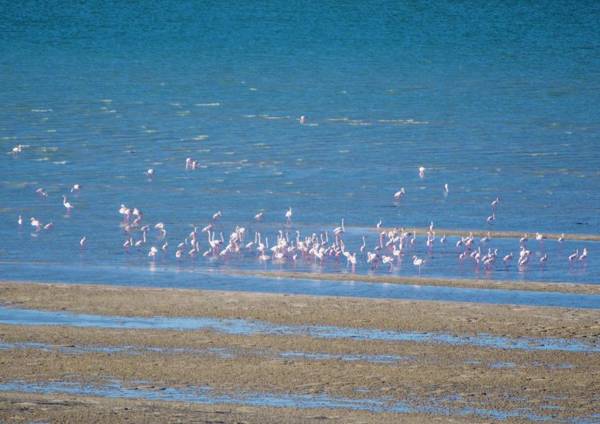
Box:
left=0, top=281, right=598, bottom=422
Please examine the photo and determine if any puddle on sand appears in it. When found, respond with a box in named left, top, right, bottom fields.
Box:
left=0, top=306, right=598, bottom=353
left=0, top=379, right=576, bottom=422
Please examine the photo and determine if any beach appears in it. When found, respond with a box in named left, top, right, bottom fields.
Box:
left=0, top=281, right=598, bottom=422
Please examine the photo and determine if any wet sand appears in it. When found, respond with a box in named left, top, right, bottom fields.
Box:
left=374, top=226, right=600, bottom=242
left=0, top=281, right=599, bottom=422
left=229, top=269, right=600, bottom=295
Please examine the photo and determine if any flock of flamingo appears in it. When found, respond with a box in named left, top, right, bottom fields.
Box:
left=13, top=143, right=591, bottom=276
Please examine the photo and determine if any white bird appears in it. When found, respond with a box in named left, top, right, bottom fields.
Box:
left=503, top=252, right=513, bottom=265
left=148, top=246, right=158, bottom=259
left=80, top=236, right=87, bottom=248
left=568, top=249, right=579, bottom=263
left=285, top=207, right=293, bottom=223
left=71, top=184, right=81, bottom=193
left=212, top=211, right=222, bottom=221
left=518, top=252, right=530, bottom=267
left=254, top=211, right=264, bottom=222
left=62, top=195, right=74, bottom=212
left=333, top=219, right=345, bottom=237
left=146, top=168, right=154, bottom=178
left=299, top=115, right=306, bottom=124
left=557, top=233, right=565, bottom=243
left=579, top=248, right=588, bottom=261
left=17, top=215, right=23, bottom=226
left=443, top=183, right=449, bottom=194
left=491, top=197, right=500, bottom=210
left=412, top=256, right=425, bottom=273
left=36, top=188, right=48, bottom=198
left=540, top=253, right=548, bottom=264
left=393, top=187, right=406, bottom=200
left=418, top=166, right=426, bottom=178
left=43, top=222, right=54, bottom=231
left=486, top=213, right=495, bottom=224
left=30, top=217, right=42, bottom=231
left=10, top=144, right=24, bottom=154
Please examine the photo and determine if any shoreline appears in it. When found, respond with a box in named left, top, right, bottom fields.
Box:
left=1, top=264, right=599, bottom=296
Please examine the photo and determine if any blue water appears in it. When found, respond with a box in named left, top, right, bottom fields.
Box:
left=1, top=2, right=599, bottom=292
left=2, top=262, right=600, bottom=309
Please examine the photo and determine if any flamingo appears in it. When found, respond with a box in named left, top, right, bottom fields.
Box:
left=146, top=168, right=154, bottom=178
left=10, top=144, right=24, bottom=154
left=43, top=222, right=54, bottom=231
left=412, top=256, right=425, bottom=274
left=486, top=213, right=495, bottom=225
left=30, top=217, right=42, bottom=232
left=519, top=234, right=528, bottom=246
left=70, top=184, right=81, bottom=193
left=35, top=188, right=48, bottom=198
left=254, top=211, right=264, bottom=222
left=333, top=219, right=345, bottom=237
left=491, top=197, right=500, bottom=210
left=418, top=166, right=426, bottom=178
left=579, top=248, right=588, bottom=261
left=359, top=236, right=366, bottom=254
left=62, top=195, right=74, bottom=212
left=568, top=249, right=579, bottom=263
left=393, top=187, right=406, bottom=200
left=17, top=215, right=23, bottom=226
left=539, top=253, right=548, bottom=265
left=299, top=115, right=306, bottom=124
left=503, top=252, right=513, bottom=265
left=148, top=246, right=158, bottom=259
left=382, top=255, right=394, bottom=270
left=212, top=210, right=222, bottom=221
left=443, top=183, right=449, bottom=194
left=518, top=252, right=530, bottom=267
left=557, top=233, right=565, bottom=243
left=80, top=236, right=87, bottom=248
left=285, top=207, right=293, bottom=224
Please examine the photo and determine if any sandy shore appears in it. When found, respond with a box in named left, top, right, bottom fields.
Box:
left=0, top=281, right=599, bottom=422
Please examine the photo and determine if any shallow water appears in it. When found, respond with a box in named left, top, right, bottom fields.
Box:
left=0, top=306, right=597, bottom=352
left=0, top=1, right=599, bottom=295
left=0, top=379, right=570, bottom=421
left=3, top=262, right=600, bottom=309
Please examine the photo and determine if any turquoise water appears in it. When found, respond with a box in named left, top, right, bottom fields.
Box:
left=1, top=2, right=599, bottom=289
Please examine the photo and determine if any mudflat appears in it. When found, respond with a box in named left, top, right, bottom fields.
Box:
left=0, top=281, right=599, bottom=422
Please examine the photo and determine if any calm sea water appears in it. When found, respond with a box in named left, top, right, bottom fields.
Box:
left=1, top=2, right=599, bottom=296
